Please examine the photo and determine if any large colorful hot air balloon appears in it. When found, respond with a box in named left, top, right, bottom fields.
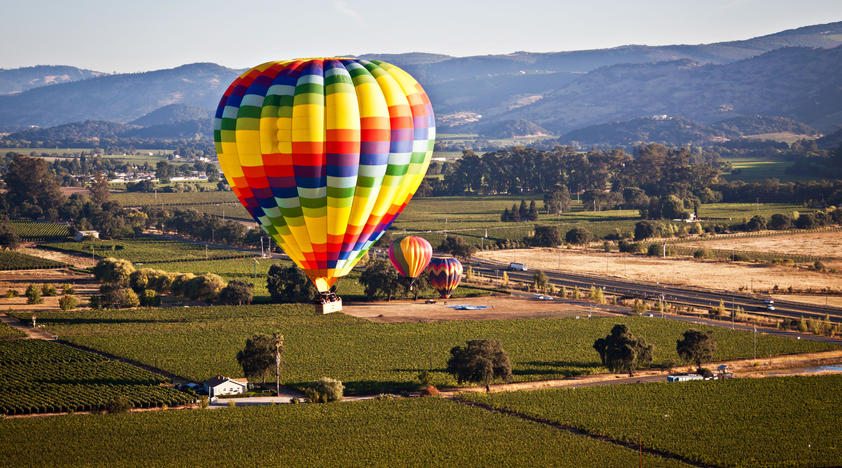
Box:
left=388, top=236, right=432, bottom=279
left=214, top=58, right=435, bottom=296
left=428, top=257, right=463, bottom=299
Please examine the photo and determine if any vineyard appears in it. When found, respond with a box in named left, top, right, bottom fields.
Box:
left=0, top=340, right=194, bottom=415
left=0, top=250, right=66, bottom=270
left=112, top=191, right=237, bottom=207
left=0, top=398, right=675, bottom=466
left=7, top=220, right=71, bottom=240
left=467, top=374, right=842, bottom=466
left=42, top=238, right=255, bottom=264
left=0, top=322, right=24, bottom=340
left=19, top=305, right=835, bottom=395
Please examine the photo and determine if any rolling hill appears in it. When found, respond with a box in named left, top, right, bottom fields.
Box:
left=0, top=21, right=840, bottom=139
left=0, top=65, right=102, bottom=95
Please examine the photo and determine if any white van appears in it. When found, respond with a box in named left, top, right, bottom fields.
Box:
left=508, top=262, right=528, bottom=271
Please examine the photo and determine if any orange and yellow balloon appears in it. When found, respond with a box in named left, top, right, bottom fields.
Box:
left=214, top=58, right=435, bottom=293
left=388, top=236, right=432, bottom=279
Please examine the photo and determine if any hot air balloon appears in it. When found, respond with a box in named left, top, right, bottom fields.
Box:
left=214, top=58, right=435, bottom=305
left=427, top=256, right=463, bottom=299
left=388, top=236, right=432, bottom=279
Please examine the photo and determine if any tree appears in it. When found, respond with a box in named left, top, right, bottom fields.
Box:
left=0, top=222, right=19, bottom=250
left=2, top=155, right=65, bottom=219
left=531, top=225, right=562, bottom=247
left=273, top=333, right=284, bottom=396
left=155, top=161, right=175, bottom=182
left=218, top=281, right=254, bottom=305
left=544, top=185, right=571, bottom=214
left=267, top=264, right=317, bottom=302
left=437, top=236, right=477, bottom=259
left=795, top=213, right=816, bottom=229
left=358, top=259, right=402, bottom=300
left=25, top=284, right=43, bottom=304
left=593, top=324, right=654, bottom=375
left=634, top=221, right=658, bottom=240
left=768, top=214, right=791, bottom=230
left=184, top=273, right=226, bottom=302
left=565, top=227, right=592, bottom=245
left=93, top=257, right=136, bottom=286
left=92, top=285, right=140, bottom=309
left=89, top=172, right=111, bottom=205
left=533, top=271, right=549, bottom=291
left=745, top=215, right=766, bottom=232
left=676, top=329, right=716, bottom=371
left=446, top=339, right=512, bottom=392
left=236, top=334, right=276, bottom=384
left=518, top=200, right=528, bottom=220
left=526, top=200, right=538, bottom=221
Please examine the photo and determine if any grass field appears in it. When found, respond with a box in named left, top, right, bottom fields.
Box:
left=19, top=305, right=835, bottom=394
left=722, top=158, right=795, bottom=181
left=0, top=251, right=66, bottom=270
left=43, top=238, right=253, bottom=264
left=0, top=398, right=681, bottom=467
left=467, top=375, right=842, bottom=466
left=0, top=340, right=194, bottom=415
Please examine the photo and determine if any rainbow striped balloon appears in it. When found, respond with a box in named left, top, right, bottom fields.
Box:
left=428, top=256, right=463, bottom=299
left=214, top=58, right=435, bottom=293
left=388, top=236, right=432, bottom=279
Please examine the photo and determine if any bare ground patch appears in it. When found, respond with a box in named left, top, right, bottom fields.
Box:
left=343, top=295, right=614, bottom=323
left=479, top=248, right=842, bottom=293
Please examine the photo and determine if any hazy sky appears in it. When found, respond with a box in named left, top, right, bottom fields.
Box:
left=1, top=0, right=841, bottom=72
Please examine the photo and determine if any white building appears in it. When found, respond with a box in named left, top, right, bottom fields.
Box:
left=204, top=376, right=248, bottom=398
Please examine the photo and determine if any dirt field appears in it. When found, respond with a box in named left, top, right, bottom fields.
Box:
left=20, top=245, right=97, bottom=268
left=478, top=248, right=842, bottom=294
left=772, top=294, right=842, bottom=308
left=0, top=268, right=96, bottom=311
left=343, top=295, right=615, bottom=323
left=679, top=230, right=842, bottom=267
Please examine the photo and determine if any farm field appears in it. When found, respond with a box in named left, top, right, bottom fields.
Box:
left=678, top=230, right=842, bottom=268
left=0, top=339, right=193, bottom=415
left=0, top=250, right=66, bottom=270
left=111, top=191, right=237, bottom=206
left=722, top=157, right=796, bottom=181
left=19, top=304, right=834, bottom=394
left=0, top=322, right=25, bottom=339
left=6, top=220, right=71, bottom=240
left=0, top=398, right=680, bottom=467
left=479, top=248, right=842, bottom=293
left=43, top=238, right=253, bottom=264
left=467, top=375, right=842, bottom=466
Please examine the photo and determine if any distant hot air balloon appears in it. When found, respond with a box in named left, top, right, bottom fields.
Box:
left=214, top=58, right=435, bottom=297
left=427, top=256, right=463, bottom=299
left=388, top=236, right=432, bottom=279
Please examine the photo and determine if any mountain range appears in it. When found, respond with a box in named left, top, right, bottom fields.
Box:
left=1, top=20, right=841, bottom=144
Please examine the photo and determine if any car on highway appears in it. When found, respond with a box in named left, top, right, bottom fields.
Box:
left=508, top=262, right=528, bottom=271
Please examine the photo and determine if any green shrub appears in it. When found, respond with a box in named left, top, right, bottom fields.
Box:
left=58, top=295, right=78, bottom=311
left=139, top=289, right=161, bottom=307
left=40, top=283, right=57, bottom=297
left=305, top=377, right=344, bottom=403
left=105, top=396, right=132, bottom=414
left=25, top=284, right=42, bottom=304
left=692, top=249, right=709, bottom=259
left=5, top=289, right=19, bottom=298
left=61, top=284, right=74, bottom=295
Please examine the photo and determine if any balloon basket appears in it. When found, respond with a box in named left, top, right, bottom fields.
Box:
left=315, top=294, right=343, bottom=314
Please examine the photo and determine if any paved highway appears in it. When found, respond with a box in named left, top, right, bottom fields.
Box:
left=470, top=259, right=842, bottom=325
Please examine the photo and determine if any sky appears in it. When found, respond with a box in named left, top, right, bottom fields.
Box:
left=1, top=0, right=841, bottom=72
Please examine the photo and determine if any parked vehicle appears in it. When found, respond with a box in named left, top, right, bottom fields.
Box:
left=508, top=262, right=528, bottom=271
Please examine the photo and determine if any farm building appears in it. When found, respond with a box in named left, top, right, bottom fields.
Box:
left=73, top=230, right=100, bottom=241
left=204, top=376, right=248, bottom=398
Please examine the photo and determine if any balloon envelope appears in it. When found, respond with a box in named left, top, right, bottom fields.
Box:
left=388, top=236, right=432, bottom=278
left=214, top=58, right=435, bottom=292
left=428, top=256, right=463, bottom=299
